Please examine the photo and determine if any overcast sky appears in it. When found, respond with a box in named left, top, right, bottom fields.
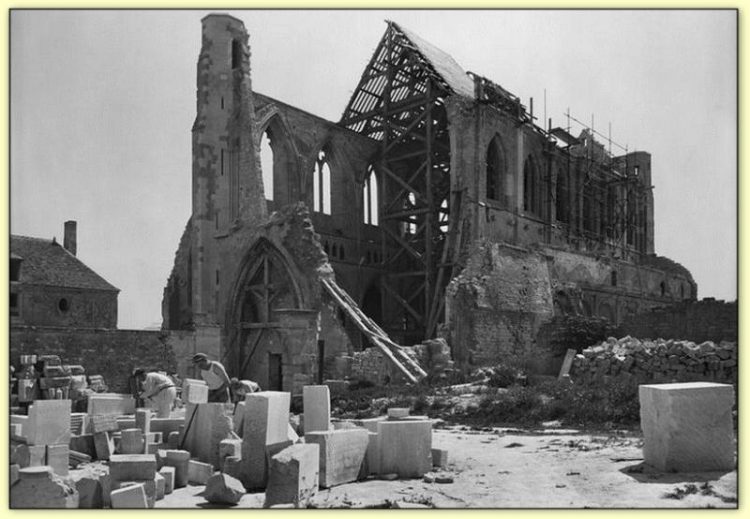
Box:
left=10, top=9, right=737, bottom=329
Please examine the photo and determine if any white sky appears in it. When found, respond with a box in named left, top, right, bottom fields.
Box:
left=9, top=9, right=737, bottom=329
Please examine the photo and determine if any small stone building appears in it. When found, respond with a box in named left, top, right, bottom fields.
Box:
left=162, top=15, right=697, bottom=389
left=10, top=221, right=119, bottom=328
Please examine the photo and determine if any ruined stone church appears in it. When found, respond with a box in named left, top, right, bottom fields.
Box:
left=162, top=14, right=695, bottom=392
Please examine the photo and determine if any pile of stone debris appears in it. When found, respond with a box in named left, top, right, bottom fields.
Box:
left=9, top=380, right=449, bottom=509
left=570, top=336, right=737, bottom=384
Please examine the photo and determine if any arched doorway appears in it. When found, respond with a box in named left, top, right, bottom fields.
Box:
left=226, top=239, right=303, bottom=390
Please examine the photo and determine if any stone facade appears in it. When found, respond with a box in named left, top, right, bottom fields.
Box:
left=161, top=15, right=702, bottom=384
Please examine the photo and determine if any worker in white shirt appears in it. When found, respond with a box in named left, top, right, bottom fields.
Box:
left=229, top=377, right=261, bottom=405
left=191, top=353, right=231, bottom=403
left=133, top=368, right=177, bottom=418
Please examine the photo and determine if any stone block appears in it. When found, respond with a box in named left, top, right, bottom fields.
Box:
left=639, top=382, right=735, bottom=472
left=154, top=472, right=165, bottom=500
left=233, top=401, right=246, bottom=436
left=182, top=379, right=209, bottom=404
left=352, top=417, right=387, bottom=433
left=387, top=407, right=410, bottom=419
left=93, top=431, right=114, bottom=460
left=159, top=466, right=175, bottom=494
left=10, top=466, right=79, bottom=508
left=15, top=444, right=46, bottom=468
left=119, top=428, right=145, bottom=454
left=87, top=394, right=136, bottom=416
left=305, top=428, right=369, bottom=488
left=303, top=385, right=331, bottom=433
left=232, top=392, right=291, bottom=490
left=167, top=431, right=180, bottom=447
left=164, top=449, right=191, bottom=488
left=150, top=417, right=183, bottom=435
left=288, top=423, right=300, bottom=442
left=109, top=454, right=157, bottom=481
left=26, top=399, right=71, bottom=446
left=219, top=438, right=242, bottom=470
left=366, top=432, right=380, bottom=475
left=11, top=464, right=20, bottom=485
left=46, top=444, right=69, bottom=476
left=188, top=459, right=214, bottom=484
left=116, top=480, right=156, bottom=508
left=204, top=473, right=245, bottom=505
left=110, top=483, right=148, bottom=509
left=136, top=408, right=152, bottom=436
left=69, top=434, right=96, bottom=458
left=265, top=443, right=319, bottom=508
left=182, top=403, right=233, bottom=467
left=378, top=420, right=432, bottom=478
left=431, top=448, right=449, bottom=468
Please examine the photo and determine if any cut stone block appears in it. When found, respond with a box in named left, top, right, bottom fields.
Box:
left=352, top=417, right=387, bottom=433
left=46, top=444, right=69, bottom=476
left=366, top=432, right=380, bottom=475
left=87, top=394, right=136, bottom=416
left=182, top=403, right=233, bottom=467
left=432, top=448, right=449, bottom=468
left=150, top=418, right=183, bottom=435
left=164, top=450, right=191, bottom=488
left=232, top=392, right=291, bottom=490
left=288, top=424, right=300, bottom=443
left=116, top=480, right=156, bottom=508
left=182, top=379, right=209, bottom=404
left=15, top=444, right=46, bottom=468
left=154, top=472, right=165, bottom=500
left=93, top=432, right=114, bottom=460
left=10, top=415, right=29, bottom=440
left=10, top=466, right=79, bottom=508
left=109, top=454, right=157, bottom=481
left=188, top=459, right=214, bottom=484
left=265, top=443, right=319, bottom=508
left=639, top=382, right=735, bottom=472
left=378, top=420, right=432, bottom=478
left=219, top=438, right=242, bottom=470
left=69, top=434, right=96, bottom=458
left=70, top=466, right=108, bottom=509
left=26, top=399, right=71, bottom=446
left=204, top=473, right=245, bottom=505
left=159, top=466, right=175, bottom=494
left=119, top=428, right=145, bottom=454
left=303, top=385, right=331, bottom=433
left=305, top=428, right=369, bottom=488
left=136, top=408, right=152, bottom=437
left=110, top=482, right=148, bottom=509
left=11, top=464, right=20, bottom=485
left=387, top=408, right=410, bottom=419
left=167, top=430, right=180, bottom=448
left=233, top=401, right=246, bottom=436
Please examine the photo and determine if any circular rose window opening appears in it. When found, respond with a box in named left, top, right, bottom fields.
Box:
left=58, top=298, right=70, bottom=312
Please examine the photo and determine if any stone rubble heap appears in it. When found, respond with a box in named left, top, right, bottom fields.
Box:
left=570, top=336, right=737, bottom=385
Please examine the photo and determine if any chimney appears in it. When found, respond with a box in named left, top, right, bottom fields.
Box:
left=64, top=220, right=77, bottom=256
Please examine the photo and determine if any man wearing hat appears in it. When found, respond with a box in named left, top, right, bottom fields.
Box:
left=191, top=353, right=231, bottom=403
left=133, top=368, right=177, bottom=418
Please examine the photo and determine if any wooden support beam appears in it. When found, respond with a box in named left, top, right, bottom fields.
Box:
left=382, top=280, right=425, bottom=326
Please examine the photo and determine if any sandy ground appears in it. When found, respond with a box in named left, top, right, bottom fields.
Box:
left=155, top=426, right=737, bottom=509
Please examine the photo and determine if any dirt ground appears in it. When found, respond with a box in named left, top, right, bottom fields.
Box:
left=155, top=425, right=737, bottom=509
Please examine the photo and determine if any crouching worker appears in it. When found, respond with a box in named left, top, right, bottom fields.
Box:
left=230, top=378, right=260, bottom=408
left=192, top=353, right=231, bottom=403
left=134, top=368, right=177, bottom=418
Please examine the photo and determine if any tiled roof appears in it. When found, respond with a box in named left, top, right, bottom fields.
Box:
left=10, top=235, right=119, bottom=292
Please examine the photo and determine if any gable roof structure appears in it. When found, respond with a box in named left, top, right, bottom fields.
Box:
left=10, top=235, right=119, bottom=292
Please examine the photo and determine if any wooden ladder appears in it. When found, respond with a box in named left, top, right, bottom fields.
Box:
left=321, top=277, right=427, bottom=384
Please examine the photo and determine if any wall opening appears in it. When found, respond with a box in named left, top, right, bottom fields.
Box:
left=260, top=129, right=274, bottom=201
left=486, top=135, right=505, bottom=204
left=555, top=169, right=569, bottom=224
left=523, top=155, right=542, bottom=216
left=313, top=149, right=331, bottom=214
left=363, top=165, right=379, bottom=225
left=231, top=39, right=241, bottom=69
left=58, top=298, right=70, bottom=313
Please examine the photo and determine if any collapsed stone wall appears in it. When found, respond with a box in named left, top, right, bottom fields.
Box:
left=570, top=336, right=737, bottom=386
left=618, top=298, right=737, bottom=344
left=348, top=338, right=454, bottom=385
left=9, top=326, right=178, bottom=393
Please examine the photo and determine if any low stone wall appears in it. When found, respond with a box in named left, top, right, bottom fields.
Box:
left=10, top=325, right=178, bottom=393
left=349, top=338, right=454, bottom=385
left=570, top=336, right=737, bottom=386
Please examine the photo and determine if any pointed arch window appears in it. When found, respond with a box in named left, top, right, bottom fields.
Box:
left=486, top=136, right=505, bottom=204
left=260, top=129, right=274, bottom=201
left=523, top=156, right=541, bottom=216
left=363, top=165, right=379, bottom=225
left=556, top=169, right=570, bottom=224
left=313, top=150, right=331, bottom=215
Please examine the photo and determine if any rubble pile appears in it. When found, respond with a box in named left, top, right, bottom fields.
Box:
left=570, top=336, right=737, bottom=385
left=350, top=338, right=454, bottom=385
